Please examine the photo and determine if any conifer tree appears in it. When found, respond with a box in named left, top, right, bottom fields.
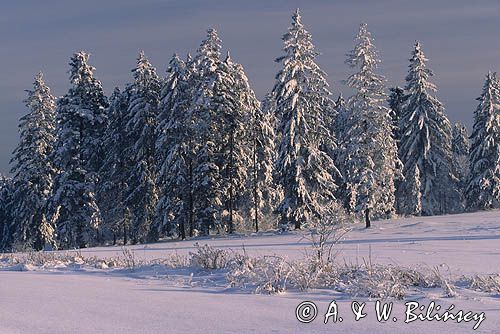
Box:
left=466, top=72, right=500, bottom=209
left=9, top=72, right=57, bottom=250
left=0, top=175, right=13, bottom=251
left=99, top=87, right=131, bottom=244
left=214, top=53, right=256, bottom=233
left=397, top=42, right=460, bottom=215
left=396, top=164, right=422, bottom=215
left=452, top=122, right=470, bottom=194
left=452, top=123, right=470, bottom=157
left=249, top=94, right=280, bottom=232
left=155, top=54, right=193, bottom=239
left=272, top=9, right=339, bottom=229
left=188, top=29, right=226, bottom=235
left=333, top=93, right=346, bottom=139
left=66, top=53, right=109, bottom=176
left=339, top=23, right=400, bottom=227
left=125, top=52, right=161, bottom=243
left=388, top=86, right=405, bottom=144
left=332, top=94, right=351, bottom=205
left=51, top=51, right=108, bottom=249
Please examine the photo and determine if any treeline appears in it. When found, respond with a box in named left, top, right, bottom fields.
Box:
left=0, top=10, right=499, bottom=251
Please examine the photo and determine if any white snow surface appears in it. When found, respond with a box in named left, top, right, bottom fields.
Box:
left=1, top=211, right=500, bottom=333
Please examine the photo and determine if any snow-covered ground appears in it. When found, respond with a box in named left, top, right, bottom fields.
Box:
left=1, top=211, right=500, bottom=333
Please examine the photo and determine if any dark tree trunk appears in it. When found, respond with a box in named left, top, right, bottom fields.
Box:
left=203, top=219, right=210, bottom=236
left=228, top=132, right=235, bottom=234
left=294, top=217, right=301, bottom=230
left=188, top=159, right=194, bottom=238
left=123, top=224, right=128, bottom=245
left=179, top=217, right=186, bottom=240
left=33, top=212, right=43, bottom=251
left=118, top=121, right=126, bottom=246
left=253, top=137, right=259, bottom=233
left=96, top=228, right=103, bottom=245
left=365, top=208, right=371, bottom=229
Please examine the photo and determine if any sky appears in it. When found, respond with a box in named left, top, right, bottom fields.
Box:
left=0, top=0, right=499, bottom=174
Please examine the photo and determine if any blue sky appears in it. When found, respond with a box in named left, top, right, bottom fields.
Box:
left=1, top=0, right=499, bottom=173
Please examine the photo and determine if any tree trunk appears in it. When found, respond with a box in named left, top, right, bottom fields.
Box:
left=203, top=219, right=210, bottom=236
left=365, top=208, right=371, bottom=229
left=123, top=224, right=128, bottom=245
left=294, top=217, right=301, bottom=230
left=253, top=137, right=259, bottom=233
left=188, top=159, right=194, bottom=237
left=179, top=217, right=186, bottom=240
left=228, top=132, right=235, bottom=234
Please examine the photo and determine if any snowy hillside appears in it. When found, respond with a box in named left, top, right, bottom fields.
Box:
left=1, top=211, right=499, bottom=333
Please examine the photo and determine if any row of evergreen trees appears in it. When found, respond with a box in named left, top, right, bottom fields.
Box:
left=0, top=10, right=498, bottom=251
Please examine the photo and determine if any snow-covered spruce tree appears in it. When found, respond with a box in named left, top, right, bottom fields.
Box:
left=452, top=123, right=470, bottom=157
left=98, top=87, right=132, bottom=244
left=331, top=94, right=348, bottom=205
left=155, top=54, right=194, bottom=239
left=125, top=52, right=161, bottom=243
left=249, top=93, right=281, bottom=232
left=466, top=72, right=500, bottom=209
left=388, top=86, right=405, bottom=144
left=339, top=23, right=401, bottom=227
left=50, top=52, right=108, bottom=249
left=396, top=164, right=422, bottom=216
left=67, top=53, right=109, bottom=177
left=452, top=122, right=470, bottom=195
left=213, top=53, right=257, bottom=233
left=272, top=9, right=340, bottom=229
left=188, top=29, right=226, bottom=235
left=335, top=94, right=345, bottom=111
left=321, top=92, right=339, bottom=163
left=0, top=175, right=13, bottom=251
left=333, top=93, right=346, bottom=138
left=9, top=72, right=57, bottom=250
left=397, top=42, right=460, bottom=215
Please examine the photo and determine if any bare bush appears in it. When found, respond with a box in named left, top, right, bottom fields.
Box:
left=288, top=259, right=322, bottom=291
left=190, top=243, right=229, bottom=270
left=331, top=262, right=463, bottom=300
left=255, top=256, right=290, bottom=294
left=341, top=264, right=408, bottom=299
left=427, top=266, right=457, bottom=297
left=152, top=252, right=189, bottom=269
left=463, top=274, right=500, bottom=293
left=119, top=247, right=140, bottom=270
left=288, top=258, right=341, bottom=291
left=303, top=205, right=352, bottom=265
left=0, top=250, right=106, bottom=269
left=227, top=253, right=291, bottom=294
left=285, top=205, right=352, bottom=292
